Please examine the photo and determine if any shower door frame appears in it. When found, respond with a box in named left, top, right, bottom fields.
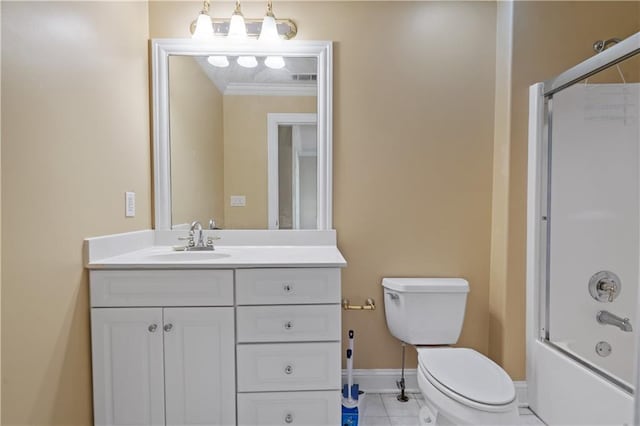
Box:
left=527, top=31, right=640, bottom=425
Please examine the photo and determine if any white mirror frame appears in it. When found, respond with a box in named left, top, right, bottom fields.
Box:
left=151, top=38, right=333, bottom=230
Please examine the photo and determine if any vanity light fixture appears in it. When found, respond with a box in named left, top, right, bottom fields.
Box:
left=259, top=1, right=286, bottom=70
left=190, top=0, right=296, bottom=69
left=227, top=0, right=257, bottom=68
left=189, top=0, right=298, bottom=41
left=227, top=0, right=248, bottom=42
left=192, top=1, right=214, bottom=39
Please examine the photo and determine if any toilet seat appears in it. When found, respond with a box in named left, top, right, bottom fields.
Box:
left=418, top=347, right=516, bottom=412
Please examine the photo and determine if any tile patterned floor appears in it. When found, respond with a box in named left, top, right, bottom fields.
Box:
left=358, top=393, right=545, bottom=426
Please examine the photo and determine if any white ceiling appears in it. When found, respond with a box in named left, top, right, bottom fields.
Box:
left=193, top=56, right=317, bottom=96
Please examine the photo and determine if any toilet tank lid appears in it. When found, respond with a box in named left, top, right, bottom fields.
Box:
left=381, top=278, right=469, bottom=293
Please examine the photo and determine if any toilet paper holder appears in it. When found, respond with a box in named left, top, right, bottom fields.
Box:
left=342, top=298, right=376, bottom=311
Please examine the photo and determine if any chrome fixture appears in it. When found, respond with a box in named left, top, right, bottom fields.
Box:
left=591, top=37, right=626, bottom=84
left=593, top=38, right=622, bottom=53
left=189, top=0, right=297, bottom=40
left=397, top=342, right=409, bottom=403
left=176, top=220, right=219, bottom=251
left=596, top=310, right=633, bottom=332
left=595, top=341, right=612, bottom=357
left=588, top=271, right=621, bottom=303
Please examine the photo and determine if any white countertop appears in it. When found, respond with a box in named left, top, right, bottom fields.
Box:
left=87, top=245, right=347, bottom=269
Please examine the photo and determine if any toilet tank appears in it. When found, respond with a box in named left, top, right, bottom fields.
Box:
left=382, top=278, right=469, bottom=345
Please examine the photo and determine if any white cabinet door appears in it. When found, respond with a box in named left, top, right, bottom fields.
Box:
left=91, top=308, right=165, bottom=426
left=163, top=307, right=236, bottom=426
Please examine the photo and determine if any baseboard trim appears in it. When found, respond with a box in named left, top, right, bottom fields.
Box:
left=341, top=369, right=419, bottom=394
left=341, top=369, right=528, bottom=407
left=514, top=381, right=528, bottom=408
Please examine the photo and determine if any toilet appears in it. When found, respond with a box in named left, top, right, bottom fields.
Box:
left=381, top=278, right=519, bottom=426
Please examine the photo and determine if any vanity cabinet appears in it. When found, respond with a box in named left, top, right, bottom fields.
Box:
left=90, top=270, right=236, bottom=426
left=90, top=267, right=341, bottom=426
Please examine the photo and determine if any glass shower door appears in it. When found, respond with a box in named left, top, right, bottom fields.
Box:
left=546, top=56, right=640, bottom=390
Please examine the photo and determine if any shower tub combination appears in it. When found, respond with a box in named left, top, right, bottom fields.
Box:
left=527, top=32, right=640, bottom=424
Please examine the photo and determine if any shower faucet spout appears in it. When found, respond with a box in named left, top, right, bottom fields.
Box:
left=597, top=310, right=633, bottom=332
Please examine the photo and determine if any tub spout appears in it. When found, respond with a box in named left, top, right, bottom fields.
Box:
left=596, top=310, right=633, bottom=332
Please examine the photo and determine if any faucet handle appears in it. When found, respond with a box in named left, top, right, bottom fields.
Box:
left=206, top=235, right=221, bottom=247
left=178, top=230, right=195, bottom=247
left=598, top=279, right=619, bottom=302
left=589, top=271, right=621, bottom=303
left=209, top=218, right=216, bottom=230
left=178, top=237, right=195, bottom=247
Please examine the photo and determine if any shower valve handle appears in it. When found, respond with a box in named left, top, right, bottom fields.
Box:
left=589, top=271, right=621, bottom=303
left=598, top=280, right=618, bottom=302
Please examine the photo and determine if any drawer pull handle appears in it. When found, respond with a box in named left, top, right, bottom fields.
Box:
left=283, top=284, right=293, bottom=293
left=148, top=324, right=158, bottom=332
left=284, top=321, right=294, bottom=330
left=285, top=413, right=294, bottom=424
left=284, top=365, right=294, bottom=375
left=164, top=323, right=173, bottom=332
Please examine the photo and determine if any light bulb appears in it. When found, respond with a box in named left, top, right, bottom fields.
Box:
left=192, top=13, right=214, bottom=39
left=227, top=1, right=248, bottom=42
left=264, top=56, right=285, bottom=69
left=259, top=14, right=279, bottom=43
left=208, top=56, right=229, bottom=67
left=237, top=56, right=258, bottom=68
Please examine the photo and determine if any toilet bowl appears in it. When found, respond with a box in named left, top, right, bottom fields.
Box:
left=381, top=278, right=520, bottom=425
left=417, top=347, right=519, bottom=425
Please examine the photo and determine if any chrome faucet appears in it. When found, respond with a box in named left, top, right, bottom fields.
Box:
left=190, top=220, right=205, bottom=248
left=597, top=310, right=633, bottom=332
left=176, top=220, right=218, bottom=251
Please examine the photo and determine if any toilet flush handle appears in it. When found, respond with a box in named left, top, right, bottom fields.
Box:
left=387, top=292, right=399, bottom=300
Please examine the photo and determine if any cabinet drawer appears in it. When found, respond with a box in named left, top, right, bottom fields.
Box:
left=237, top=305, right=340, bottom=343
left=90, top=270, right=233, bottom=307
left=237, top=342, right=341, bottom=392
left=237, top=391, right=341, bottom=426
left=236, top=269, right=340, bottom=305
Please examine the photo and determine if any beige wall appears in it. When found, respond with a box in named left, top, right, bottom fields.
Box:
left=1, top=2, right=151, bottom=424
left=169, top=56, right=224, bottom=227
left=150, top=0, right=498, bottom=369
left=492, top=1, right=640, bottom=380
left=223, top=95, right=316, bottom=229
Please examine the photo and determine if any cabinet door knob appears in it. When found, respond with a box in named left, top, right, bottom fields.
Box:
left=284, top=365, right=294, bottom=375
left=283, top=283, right=293, bottom=293
left=284, top=321, right=294, bottom=330
left=285, top=413, right=294, bottom=424
left=148, top=324, right=158, bottom=332
left=164, top=323, right=173, bottom=332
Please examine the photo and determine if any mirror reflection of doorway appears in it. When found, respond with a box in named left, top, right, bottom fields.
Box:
left=279, top=124, right=317, bottom=229
left=267, top=113, right=317, bottom=229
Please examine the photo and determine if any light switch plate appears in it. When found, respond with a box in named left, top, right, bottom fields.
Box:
left=230, top=195, right=246, bottom=207
left=125, top=192, right=136, bottom=217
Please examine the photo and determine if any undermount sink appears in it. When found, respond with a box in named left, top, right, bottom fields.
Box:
left=147, top=251, right=231, bottom=261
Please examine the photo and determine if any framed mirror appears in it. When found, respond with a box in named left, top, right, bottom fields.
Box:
left=151, top=39, right=332, bottom=230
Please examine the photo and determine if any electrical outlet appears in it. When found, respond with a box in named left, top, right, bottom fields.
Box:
left=230, top=195, right=246, bottom=207
left=125, top=192, right=136, bottom=217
